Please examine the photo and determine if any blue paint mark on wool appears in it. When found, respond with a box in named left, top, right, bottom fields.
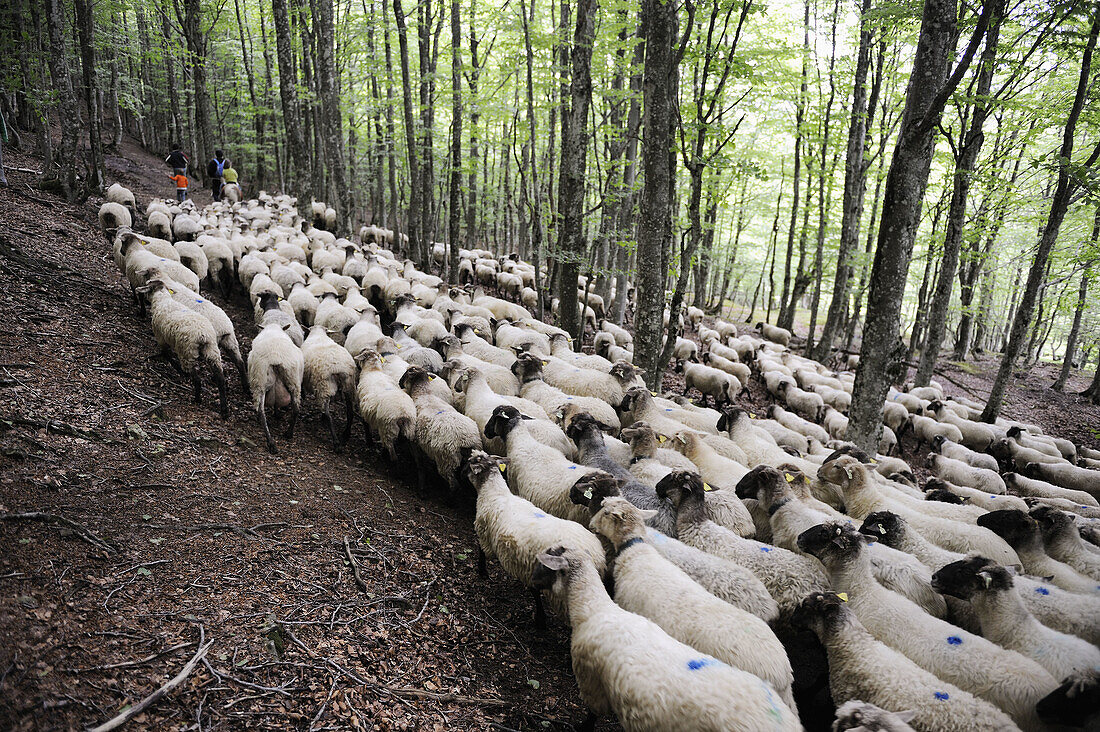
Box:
left=687, top=658, right=718, bottom=671
left=1035, top=587, right=1050, bottom=596
left=760, top=546, right=772, bottom=553
left=568, top=465, right=577, bottom=469
left=532, top=511, right=546, bottom=518
left=196, top=298, right=203, bottom=303
left=946, top=636, right=962, bottom=645
left=435, top=411, right=444, bottom=415
left=665, top=408, right=672, bottom=412
left=934, top=692, right=949, bottom=701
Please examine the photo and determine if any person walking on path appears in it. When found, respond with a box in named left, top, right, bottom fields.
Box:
left=169, top=170, right=188, bottom=201
left=165, top=143, right=189, bottom=174
left=220, top=165, right=242, bottom=202
left=207, top=149, right=230, bottom=202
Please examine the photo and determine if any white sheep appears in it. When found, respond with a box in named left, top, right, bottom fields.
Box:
left=136, top=278, right=228, bottom=418
left=680, top=362, right=741, bottom=408
left=247, top=321, right=304, bottom=453
left=98, top=201, right=132, bottom=241
left=925, top=453, right=1006, bottom=494
left=513, top=354, right=620, bottom=430
left=792, top=593, right=1018, bottom=732
left=399, top=366, right=482, bottom=495
left=301, top=325, right=358, bottom=451
left=528, top=547, right=801, bottom=732
left=932, top=436, right=1000, bottom=472
left=105, top=183, right=136, bottom=214
left=755, top=321, right=791, bottom=346
left=797, top=522, right=1057, bottom=730
left=767, top=404, right=831, bottom=444
left=1021, top=460, right=1100, bottom=499
left=976, top=510, right=1099, bottom=594
left=1003, top=471, right=1099, bottom=508
left=1030, top=505, right=1100, bottom=580
left=352, top=349, right=414, bottom=461
left=589, top=497, right=797, bottom=713
left=465, top=452, right=605, bottom=627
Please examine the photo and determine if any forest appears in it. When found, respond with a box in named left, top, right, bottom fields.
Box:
left=2, top=0, right=1100, bottom=728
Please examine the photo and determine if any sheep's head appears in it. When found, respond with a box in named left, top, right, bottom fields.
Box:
left=589, top=497, right=654, bottom=546
left=857, top=511, right=904, bottom=547
left=798, top=523, right=865, bottom=569
left=452, top=322, right=476, bottom=341
left=931, top=556, right=1011, bottom=600
left=989, top=439, right=1016, bottom=466
left=564, top=412, right=612, bottom=443
left=620, top=422, right=660, bottom=455
left=353, top=348, right=383, bottom=370
left=754, top=322, right=764, bottom=331
left=511, top=352, right=544, bottom=382
left=609, top=362, right=637, bottom=385
left=569, top=471, right=622, bottom=509
left=529, top=546, right=572, bottom=594
left=461, top=451, right=509, bottom=489
left=655, top=470, right=704, bottom=508
left=817, top=455, right=865, bottom=491
left=823, top=444, right=871, bottom=465
left=398, top=365, right=434, bottom=394
left=734, top=466, right=784, bottom=501
left=432, top=334, right=462, bottom=357
left=375, top=336, right=401, bottom=356
left=1020, top=462, right=1046, bottom=480
left=1006, top=425, right=1025, bottom=439
left=791, top=592, right=853, bottom=637
left=715, top=405, right=745, bottom=433
left=975, top=509, right=1038, bottom=548
left=931, top=433, right=948, bottom=452
left=923, top=453, right=941, bottom=471
left=617, top=386, right=648, bottom=413
left=1029, top=505, right=1074, bottom=543
left=926, top=399, right=945, bottom=416
left=924, top=482, right=964, bottom=505
left=832, top=700, right=917, bottom=732
left=257, top=291, right=282, bottom=312
left=778, top=464, right=813, bottom=498
left=483, top=405, right=523, bottom=440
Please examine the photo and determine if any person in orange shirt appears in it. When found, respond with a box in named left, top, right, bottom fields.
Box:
left=169, top=171, right=188, bottom=201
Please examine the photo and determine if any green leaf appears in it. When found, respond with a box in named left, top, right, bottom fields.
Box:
left=527, top=678, right=540, bottom=690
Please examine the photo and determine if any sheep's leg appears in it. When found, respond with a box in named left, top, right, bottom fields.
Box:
left=213, top=366, right=228, bottom=419
left=531, top=588, right=547, bottom=630
left=231, top=351, right=249, bottom=394
left=682, top=382, right=691, bottom=397
left=340, top=391, right=354, bottom=448
left=411, top=446, right=429, bottom=495
left=322, top=398, right=341, bottom=452
left=162, top=346, right=185, bottom=375
left=359, top=416, right=375, bottom=449
left=257, top=393, right=277, bottom=453
left=578, top=712, right=597, bottom=732
left=700, top=392, right=709, bottom=408
left=191, top=366, right=203, bottom=404
left=283, top=400, right=299, bottom=440
left=477, top=546, right=488, bottom=579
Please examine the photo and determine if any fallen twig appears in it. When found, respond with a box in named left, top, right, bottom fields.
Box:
left=0, top=415, right=107, bottom=442
left=86, top=639, right=212, bottom=732
left=70, top=641, right=193, bottom=674
left=343, top=536, right=368, bottom=592
left=1, top=512, right=116, bottom=554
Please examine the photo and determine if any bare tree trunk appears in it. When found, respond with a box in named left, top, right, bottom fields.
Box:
left=182, top=0, right=214, bottom=191
left=610, top=33, right=644, bottom=327
left=73, top=0, right=104, bottom=192
left=983, top=5, right=1099, bottom=422
left=777, top=0, right=809, bottom=332
left=312, top=0, right=347, bottom=233
left=633, top=0, right=680, bottom=388
left=234, top=0, right=266, bottom=190
left=447, top=0, right=462, bottom=282
left=848, top=0, right=994, bottom=450
left=273, top=0, right=310, bottom=209
left=1054, top=210, right=1098, bottom=390
left=44, top=0, right=79, bottom=199
left=393, top=0, right=424, bottom=264
left=465, top=0, right=484, bottom=249
left=519, top=0, right=546, bottom=318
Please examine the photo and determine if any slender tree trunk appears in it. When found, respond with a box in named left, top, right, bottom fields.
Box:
left=382, top=0, right=399, bottom=240
left=311, top=0, right=347, bottom=232
left=273, top=0, right=310, bottom=209
left=183, top=0, right=214, bottom=190
left=519, top=0, right=546, bottom=318
left=555, top=0, right=597, bottom=340
left=447, top=0, right=462, bottom=282
left=74, top=0, right=104, bottom=192
left=44, top=0, right=79, bottom=199
left=983, top=5, right=1099, bottom=421
left=1054, top=211, right=1098, bottom=390
left=393, top=0, right=424, bottom=264
left=234, top=0, right=266, bottom=190
left=634, top=0, right=679, bottom=388
left=465, top=0, right=483, bottom=249
left=610, top=34, right=645, bottom=327
left=848, top=0, right=993, bottom=450
left=777, top=0, right=809, bottom=332
left=1084, top=346, right=1100, bottom=403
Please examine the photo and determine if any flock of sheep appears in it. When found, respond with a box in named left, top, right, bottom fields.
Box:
left=95, top=183, right=1100, bottom=731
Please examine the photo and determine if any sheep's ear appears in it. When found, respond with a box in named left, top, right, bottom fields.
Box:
left=978, top=570, right=993, bottom=588
left=536, top=552, right=568, bottom=571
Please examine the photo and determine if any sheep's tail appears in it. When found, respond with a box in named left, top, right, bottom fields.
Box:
left=395, top=416, right=413, bottom=441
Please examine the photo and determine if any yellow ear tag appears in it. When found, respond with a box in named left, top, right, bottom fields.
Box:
left=844, top=466, right=854, bottom=479
left=499, top=463, right=507, bottom=473
left=649, top=391, right=658, bottom=396
left=703, top=482, right=714, bottom=492
left=380, top=356, right=385, bottom=363
left=750, top=413, right=757, bottom=419
left=396, top=345, right=402, bottom=349
left=168, top=288, right=175, bottom=294
left=542, top=360, right=549, bottom=365
left=785, top=473, right=794, bottom=483
left=837, top=593, right=849, bottom=602
left=428, top=375, right=436, bottom=381
left=657, top=435, right=667, bottom=443
left=583, top=488, right=593, bottom=499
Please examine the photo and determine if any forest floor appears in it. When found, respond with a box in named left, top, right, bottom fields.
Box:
left=1, top=139, right=1098, bottom=732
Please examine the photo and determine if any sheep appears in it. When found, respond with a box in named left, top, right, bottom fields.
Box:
left=147, top=210, right=173, bottom=241
left=105, top=183, right=136, bottom=215
left=755, top=321, right=791, bottom=346
left=931, top=435, right=1000, bottom=472
left=679, top=362, right=740, bottom=408
left=925, top=453, right=1006, bottom=495
left=881, top=401, right=911, bottom=440
left=797, top=522, right=1057, bottom=731
left=569, top=472, right=779, bottom=621
left=620, top=422, right=696, bottom=476
left=931, top=556, right=1100, bottom=684
left=860, top=510, right=1100, bottom=645
left=121, top=235, right=199, bottom=309
left=909, top=414, right=964, bottom=450
left=665, top=431, right=755, bottom=537
left=453, top=323, right=516, bottom=368
left=247, top=321, right=304, bottom=453
left=528, top=546, right=802, bottom=732
left=352, top=349, right=414, bottom=461
left=172, top=239, right=209, bottom=281
left=548, top=333, right=613, bottom=372
left=388, top=325, right=444, bottom=373
left=588, top=497, right=798, bottom=713
left=792, top=593, right=1020, bottom=732
left=767, top=404, right=831, bottom=444
left=301, top=325, right=357, bottom=451
left=483, top=405, right=595, bottom=524
left=451, top=366, right=569, bottom=457
left=98, top=201, right=132, bottom=240
left=512, top=353, right=620, bottom=430
left=171, top=213, right=202, bottom=241
left=810, top=383, right=852, bottom=413
left=255, top=292, right=304, bottom=347
left=777, top=381, right=825, bottom=423
left=465, top=452, right=605, bottom=627
left=1021, top=460, right=1100, bottom=499
left=702, top=351, right=752, bottom=385
left=399, top=366, right=482, bottom=495
left=1003, top=471, right=1099, bottom=508
left=715, top=406, right=793, bottom=467
left=817, top=456, right=1019, bottom=565
left=536, top=356, right=637, bottom=406
left=1030, top=505, right=1100, bottom=579
left=975, top=510, right=1098, bottom=594
left=924, top=478, right=1028, bottom=513
left=136, top=278, right=228, bottom=419
left=435, top=335, right=518, bottom=396
left=925, top=401, right=996, bottom=451
left=990, top=438, right=1064, bottom=473
left=197, top=236, right=235, bottom=295
left=599, top=319, right=633, bottom=348
left=1008, top=425, right=1075, bottom=462
left=832, top=701, right=918, bottom=732
left=657, top=470, right=830, bottom=619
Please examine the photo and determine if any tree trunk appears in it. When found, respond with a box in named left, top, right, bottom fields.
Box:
left=311, top=0, right=347, bottom=233
left=519, top=0, right=546, bottom=318
left=74, top=0, right=104, bottom=192
left=610, top=33, right=645, bottom=327
left=777, top=0, right=809, bottom=332
left=914, top=0, right=1004, bottom=385
left=382, top=0, right=400, bottom=240
left=465, top=0, right=483, bottom=249
left=393, top=0, right=424, bottom=265
left=234, top=0, right=265, bottom=190
left=633, top=0, right=679, bottom=388
left=555, top=0, right=597, bottom=341
left=1083, top=348, right=1100, bottom=403
left=183, top=0, right=214, bottom=190
left=848, top=0, right=993, bottom=450
left=44, top=0, right=79, bottom=199
left=273, top=0, right=310, bottom=208
left=447, top=0, right=462, bottom=282
left=1053, top=210, right=1098, bottom=390
left=982, top=6, right=1098, bottom=422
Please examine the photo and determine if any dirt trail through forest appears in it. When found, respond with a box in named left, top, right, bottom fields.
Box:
left=1, top=140, right=1097, bottom=732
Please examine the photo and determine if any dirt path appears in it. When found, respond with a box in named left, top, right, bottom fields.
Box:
left=0, top=146, right=601, bottom=731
